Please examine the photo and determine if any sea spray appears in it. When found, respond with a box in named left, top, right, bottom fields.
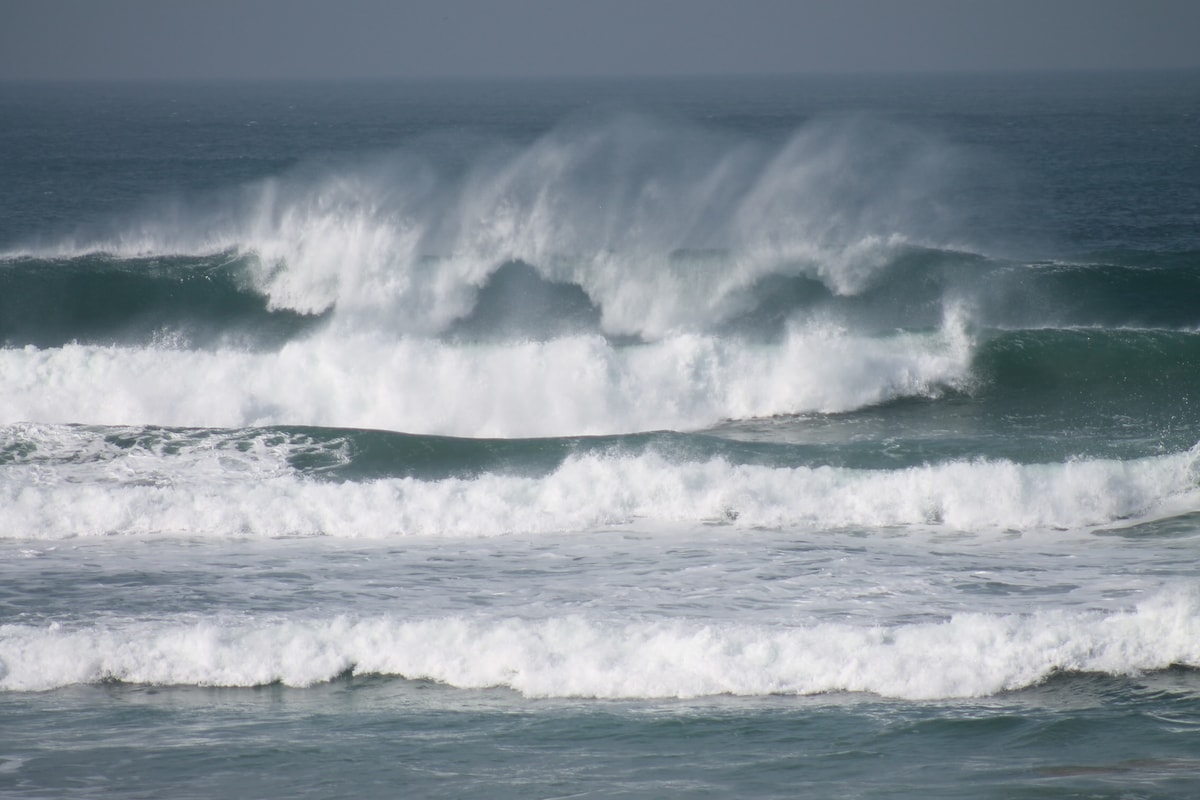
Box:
left=3, top=114, right=995, bottom=340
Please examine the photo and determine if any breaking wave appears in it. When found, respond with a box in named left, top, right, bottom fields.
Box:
left=3, top=589, right=1197, bottom=699
left=3, top=113, right=994, bottom=340
left=4, top=432, right=1199, bottom=539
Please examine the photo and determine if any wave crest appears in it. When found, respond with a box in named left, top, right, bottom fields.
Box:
left=3, top=590, right=1197, bottom=698
left=0, top=317, right=972, bottom=435
left=4, top=442, right=1198, bottom=539
left=6, top=113, right=990, bottom=340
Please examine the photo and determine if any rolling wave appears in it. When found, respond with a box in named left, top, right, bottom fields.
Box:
left=5, top=249, right=1200, bottom=348
left=3, top=111, right=1198, bottom=439
left=1, top=113, right=998, bottom=340
left=4, top=424, right=1199, bottom=539
left=0, top=319, right=972, bottom=435
left=2, top=588, right=1197, bottom=698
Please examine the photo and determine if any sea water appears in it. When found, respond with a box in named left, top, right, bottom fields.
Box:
left=2, top=72, right=1200, bottom=798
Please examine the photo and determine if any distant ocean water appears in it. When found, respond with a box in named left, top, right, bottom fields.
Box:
left=2, top=72, right=1200, bottom=798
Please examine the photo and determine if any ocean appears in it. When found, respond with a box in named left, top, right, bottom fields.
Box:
left=2, top=72, right=1200, bottom=798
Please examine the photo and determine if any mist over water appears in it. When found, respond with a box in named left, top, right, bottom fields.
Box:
left=12, top=111, right=999, bottom=338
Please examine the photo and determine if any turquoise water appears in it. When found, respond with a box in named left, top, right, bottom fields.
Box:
left=2, top=72, right=1200, bottom=797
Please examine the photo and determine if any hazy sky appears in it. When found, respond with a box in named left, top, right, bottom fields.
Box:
left=3, top=0, right=1198, bottom=81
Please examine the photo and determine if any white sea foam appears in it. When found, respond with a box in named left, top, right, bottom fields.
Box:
left=3, top=443, right=1197, bottom=540
left=2, top=589, right=1197, bottom=698
left=0, top=422, right=310, bottom=484
left=0, top=318, right=971, bottom=436
left=3, top=114, right=984, bottom=340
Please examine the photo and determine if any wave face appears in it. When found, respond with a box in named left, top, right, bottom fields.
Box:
left=4, top=72, right=1200, bottom=741
left=0, top=254, right=323, bottom=349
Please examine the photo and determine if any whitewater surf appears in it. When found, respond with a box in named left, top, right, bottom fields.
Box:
left=3, top=73, right=1200, bottom=798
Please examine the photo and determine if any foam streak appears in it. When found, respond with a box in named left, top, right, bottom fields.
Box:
left=2, top=590, right=1196, bottom=698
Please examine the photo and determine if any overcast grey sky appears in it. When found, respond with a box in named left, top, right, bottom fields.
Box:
left=2, top=0, right=1198, bottom=81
